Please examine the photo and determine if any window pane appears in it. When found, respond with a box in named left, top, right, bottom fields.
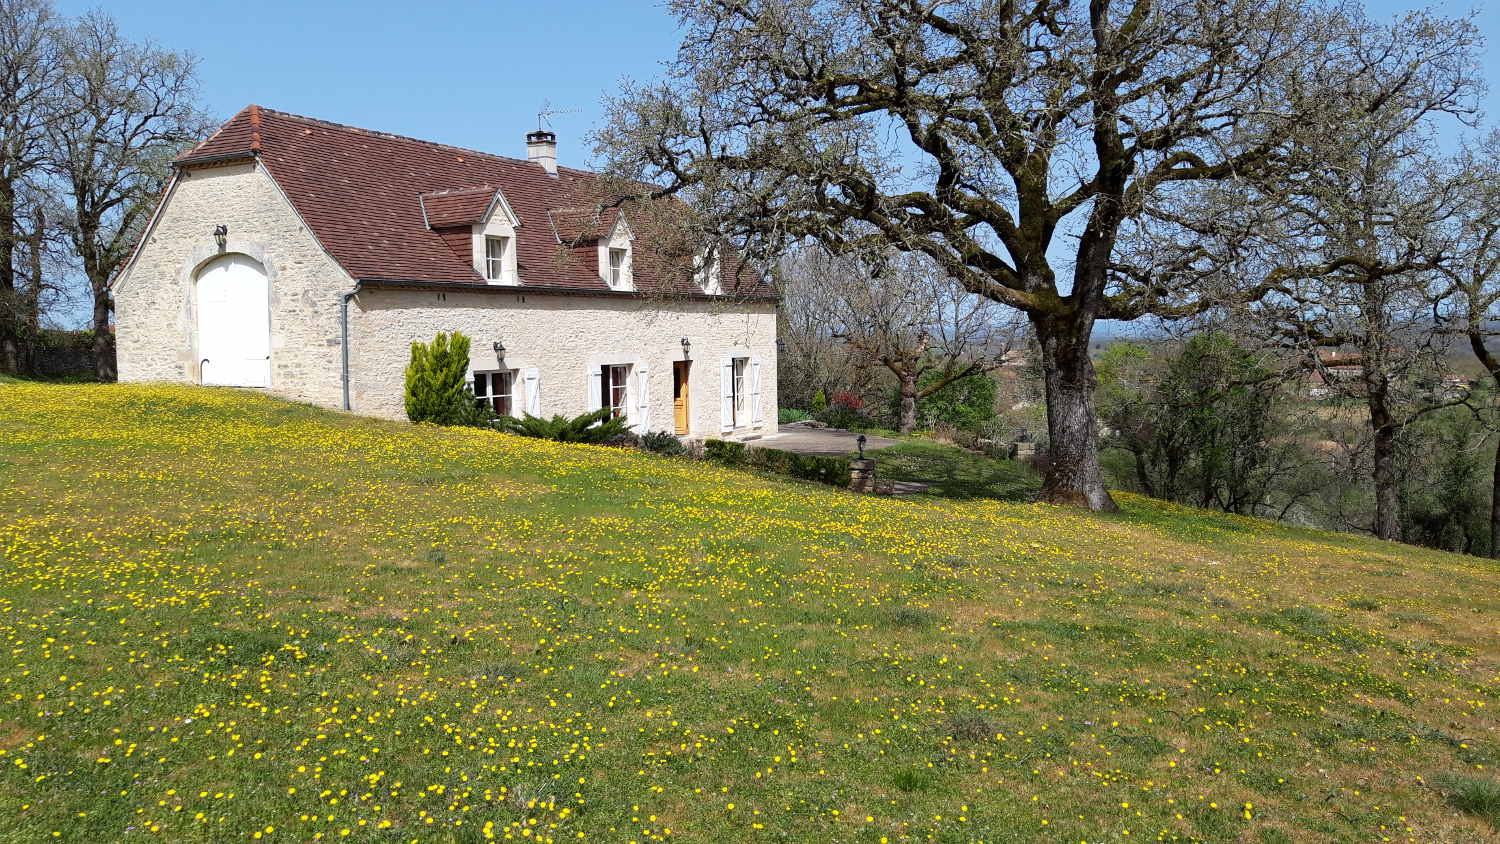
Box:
left=474, top=373, right=487, bottom=396
left=608, top=248, right=626, bottom=286
left=486, top=237, right=508, bottom=281
left=602, top=365, right=629, bottom=417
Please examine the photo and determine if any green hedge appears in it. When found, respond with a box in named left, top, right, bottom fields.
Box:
left=706, top=440, right=852, bottom=487
left=704, top=439, right=748, bottom=463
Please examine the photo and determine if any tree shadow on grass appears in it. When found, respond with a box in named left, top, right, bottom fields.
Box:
left=871, top=441, right=1041, bottom=502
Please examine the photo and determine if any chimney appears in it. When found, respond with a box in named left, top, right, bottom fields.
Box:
left=526, top=130, right=557, bottom=176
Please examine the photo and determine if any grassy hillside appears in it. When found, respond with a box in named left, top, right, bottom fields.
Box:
left=2, top=384, right=1498, bottom=842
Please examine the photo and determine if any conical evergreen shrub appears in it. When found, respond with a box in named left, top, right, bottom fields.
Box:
left=404, top=331, right=472, bottom=424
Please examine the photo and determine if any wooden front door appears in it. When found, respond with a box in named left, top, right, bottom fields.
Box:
left=673, top=361, right=691, bottom=435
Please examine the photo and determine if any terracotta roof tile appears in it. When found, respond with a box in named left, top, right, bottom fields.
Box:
left=174, top=106, right=775, bottom=299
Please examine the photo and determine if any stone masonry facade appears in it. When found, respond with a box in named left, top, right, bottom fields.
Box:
left=350, top=287, right=778, bottom=437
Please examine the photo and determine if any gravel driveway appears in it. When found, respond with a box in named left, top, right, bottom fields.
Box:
left=753, top=425, right=901, bottom=457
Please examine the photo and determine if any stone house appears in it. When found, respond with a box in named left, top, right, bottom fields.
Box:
left=1305, top=350, right=1364, bottom=399
left=112, top=106, right=779, bottom=439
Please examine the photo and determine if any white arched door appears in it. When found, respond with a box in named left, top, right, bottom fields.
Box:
left=196, top=254, right=270, bottom=387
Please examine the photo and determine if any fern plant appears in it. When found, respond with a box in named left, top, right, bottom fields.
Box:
left=497, top=408, right=632, bottom=443
left=641, top=430, right=687, bottom=455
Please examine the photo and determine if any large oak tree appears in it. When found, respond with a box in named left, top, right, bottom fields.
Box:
left=598, top=0, right=1477, bottom=510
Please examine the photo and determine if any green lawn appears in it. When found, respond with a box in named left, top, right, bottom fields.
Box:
left=2, top=383, right=1499, bottom=842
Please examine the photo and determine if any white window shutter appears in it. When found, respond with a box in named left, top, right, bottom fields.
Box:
left=750, top=358, right=763, bottom=424
left=636, top=366, right=650, bottom=431
left=523, top=367, right=540, bottom=416
left=720, top=357, right=734, bottom=431
left=587, top=368, right=603, bottom=412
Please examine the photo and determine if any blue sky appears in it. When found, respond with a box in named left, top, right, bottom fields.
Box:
left=62, top=0, right=688, bottom=169
left=59, top=0, right=1499, bottom=168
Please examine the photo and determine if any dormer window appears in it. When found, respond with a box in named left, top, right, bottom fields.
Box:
left=608, top=248, right=627, bottom=288
left=594, top=214, right=635, bottom=290
left=485, top=236, right=510, bottom=282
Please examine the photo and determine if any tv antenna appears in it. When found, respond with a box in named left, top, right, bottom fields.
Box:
left=536, top=99, right=579, bottom=131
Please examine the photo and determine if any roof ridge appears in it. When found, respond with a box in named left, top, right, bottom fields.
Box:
left=258, top=107, right=592, bottom=174
left=249, top=104, right=262, bottom=152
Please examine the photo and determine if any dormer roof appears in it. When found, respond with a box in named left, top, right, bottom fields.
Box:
left=547, top=207, right=625, bottom=245
left=418, top=186, right=519, bottom=230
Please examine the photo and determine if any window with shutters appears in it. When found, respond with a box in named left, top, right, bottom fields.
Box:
left=600, top=364, right=631, bottom=418
left=474, top=370, right=516, bottom=416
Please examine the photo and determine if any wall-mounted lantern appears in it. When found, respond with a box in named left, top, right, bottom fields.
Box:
left=213, top=224, right=228, bottom=250
left=493, top=339, right=506, bottom=356
left=680, top=337, right=691, bottom=360
left=857, top=434, right=867, bottom=459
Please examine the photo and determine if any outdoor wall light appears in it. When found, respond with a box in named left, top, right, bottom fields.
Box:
left=213, top=224, right=228, bottom=250
left=857, top=434, right=867, bottom=459
left=493, top=339, right=506, bottom=356
left=681, top=337, right=691, bottom=359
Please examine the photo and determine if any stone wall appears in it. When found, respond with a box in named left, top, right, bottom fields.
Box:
left=112, top=160, right=352, bottom=406
left=349, top=287, right=779, bottom=439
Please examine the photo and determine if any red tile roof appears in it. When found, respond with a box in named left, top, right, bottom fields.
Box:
left=174, top=106, right=772, bottom=299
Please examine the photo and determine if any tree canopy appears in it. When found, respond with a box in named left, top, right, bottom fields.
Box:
left=598, top=0, right=1482, bottom=511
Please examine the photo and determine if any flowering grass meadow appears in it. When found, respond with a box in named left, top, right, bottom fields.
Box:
left=2, top=383, right=1499, bottom=842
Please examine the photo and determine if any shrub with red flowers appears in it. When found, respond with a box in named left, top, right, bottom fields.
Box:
left=817, top=390, right=873, bottom=430
left=830, top=391, right=865, bottom=410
